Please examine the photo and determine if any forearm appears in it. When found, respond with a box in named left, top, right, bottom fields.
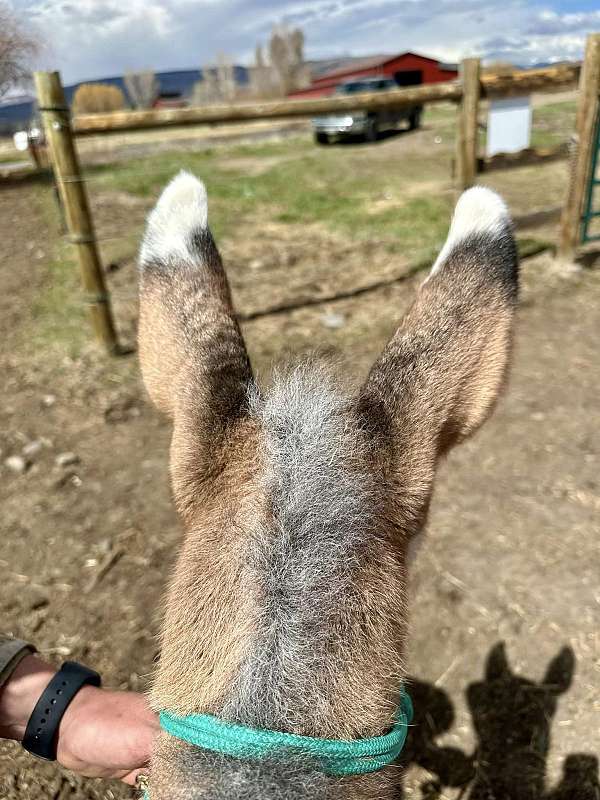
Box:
left=0, top=643, right=158, bottom=785
left=0, top=655, right=107, bottom=752
left=0, top=654, right=57, bottom=740
left=0, top=652, right=157, bottom=784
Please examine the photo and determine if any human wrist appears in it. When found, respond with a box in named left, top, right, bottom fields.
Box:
left=55, top=683, right=102, bottom=760
left=0, top=655, right=56, bottom=740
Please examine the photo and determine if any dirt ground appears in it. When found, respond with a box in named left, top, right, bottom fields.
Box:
left=0, top=113, right=599, bottom=800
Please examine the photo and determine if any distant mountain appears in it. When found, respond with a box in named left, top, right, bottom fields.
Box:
left=0, top=66, right=249, bottom=134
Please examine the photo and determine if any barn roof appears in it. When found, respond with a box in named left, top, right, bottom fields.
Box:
left=306, top=55, right=391, bottom=78
left=314, top=51, right=455, bottom=82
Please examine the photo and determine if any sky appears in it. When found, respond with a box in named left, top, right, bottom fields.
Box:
left=9, top=0, right=600, bottom=85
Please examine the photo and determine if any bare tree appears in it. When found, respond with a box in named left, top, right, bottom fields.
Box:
left=288, top=28, right=304, bottom=67
left=269, top=28, right=289, bottom=93
left=216, top=53, right=236, bottom=102
left=192, top=69, right=219, bottom=105
left=192, top=54, right=237, bottom=105
left=124, top=70, right=159, bottom=109
left=256, top=44, right=265, bottom=71
left=0, top=2, right=39, bottom=99
left=248, top=43, right=280, bottom=99
left=268, top=25, right=309, bottom=95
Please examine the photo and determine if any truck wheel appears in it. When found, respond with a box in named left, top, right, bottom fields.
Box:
left=365, top=118, right=379, bottom=143
left=409, top=108, right=422, bottom=130
left=314, top=132, right=330, bottom=145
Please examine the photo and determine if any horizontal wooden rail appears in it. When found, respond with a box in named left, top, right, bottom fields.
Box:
left=72, top=83, right=462, bottom=135
left=71, top=63, right=580, bottom=136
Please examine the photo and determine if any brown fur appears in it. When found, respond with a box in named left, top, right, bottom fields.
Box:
left=138, top=186, right=518, bottom=799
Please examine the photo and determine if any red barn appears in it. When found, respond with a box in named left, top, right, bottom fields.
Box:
left=289, top=52, right=457, bottom=99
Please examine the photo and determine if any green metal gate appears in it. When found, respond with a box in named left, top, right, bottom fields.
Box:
left=581, top=107, right=600, bottom=243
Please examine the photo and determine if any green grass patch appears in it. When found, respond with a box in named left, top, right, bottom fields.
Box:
left=0, top=151, right=23, bottom=165
left=30, top=238, right=88, bottom=357
left=25, top=189, right=88, bottom=357
left=424, top=103, right=457, bottom=140
left=531, top=100, right=576, bottom=149
left=85, top=135, right=452, bottom=257
left=533, top=100, right=577, bottom=118
left=366, top=195, right=453, bottom=249
left=22, top=102, right=571, bottom=363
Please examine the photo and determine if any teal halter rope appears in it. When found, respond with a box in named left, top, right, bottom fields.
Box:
left=154, top=688, right=412, bottom=778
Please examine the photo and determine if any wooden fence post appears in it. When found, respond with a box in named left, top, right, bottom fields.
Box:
left=34, top=71, right=120, bottom=354
left=27, top=137, right=43, bottom=169
left=456, top=58, right=481, bottom=192
left=558, top=33, right=600, bottom=261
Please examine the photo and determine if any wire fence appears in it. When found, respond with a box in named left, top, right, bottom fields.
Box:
left=25, top=46, right=599, bottom=352
left=40, top=104, right=571, bottom=330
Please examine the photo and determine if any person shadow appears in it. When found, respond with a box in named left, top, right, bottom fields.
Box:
left=401, top=642, right=599, bottom=800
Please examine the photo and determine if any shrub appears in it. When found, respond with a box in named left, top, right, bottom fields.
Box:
left=72, top=83, right=126, bottom=114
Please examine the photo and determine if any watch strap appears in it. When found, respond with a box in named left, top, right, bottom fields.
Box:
left=22, top=660, right=101, bottom=761
left=0, top=636, right=36, bottom=690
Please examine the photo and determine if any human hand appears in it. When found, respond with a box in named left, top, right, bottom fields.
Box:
left=56, top=683, right=158, bottom=784
left=0, top=655, right=159, bottom=785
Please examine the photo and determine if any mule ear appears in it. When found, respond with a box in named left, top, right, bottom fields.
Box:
left=359, top=187, right=518, bottom=475
left=542, top=647, right=575, bottom=695
left=484, top=642, right=512, bottom=682
left=138, top=172, right=252, bottom=511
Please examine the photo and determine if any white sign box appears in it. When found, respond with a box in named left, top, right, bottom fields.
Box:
left=486, top=96, right=532, bottom=157
left=13, top=130, right=29, bottom=152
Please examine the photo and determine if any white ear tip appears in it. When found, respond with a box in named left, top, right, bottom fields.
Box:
left=155, top=170, right=208, bottom=228
left=429, top=186, right=511, bottom=277
left=453, top=186, right=510, bottom=230
left=140, top=171, right=208, bottom=267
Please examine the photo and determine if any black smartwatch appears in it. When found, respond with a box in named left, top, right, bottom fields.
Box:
left=22, top=661, right=101, bottom=761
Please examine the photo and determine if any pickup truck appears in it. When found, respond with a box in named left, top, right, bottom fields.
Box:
left=312, top=77, right=422, bottom=144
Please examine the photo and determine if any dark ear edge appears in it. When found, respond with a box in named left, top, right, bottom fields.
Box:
left=359, top=186, right=518, bottom=469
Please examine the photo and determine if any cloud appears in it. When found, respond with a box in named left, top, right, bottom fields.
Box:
left=480, top=6, right=599, bottom=65
left=526, top=9, right=600, bottom=36
left=482, top=36, right=530, bottom=52
left=8, top=0, right=595, bottom=83
left=56, top=2, right=127, bottom=25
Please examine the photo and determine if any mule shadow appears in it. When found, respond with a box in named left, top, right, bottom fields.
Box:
left=401, top=642, right=599, bottom=800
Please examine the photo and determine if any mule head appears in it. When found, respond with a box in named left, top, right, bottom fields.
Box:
left=137, top=172, right=518, bottom=800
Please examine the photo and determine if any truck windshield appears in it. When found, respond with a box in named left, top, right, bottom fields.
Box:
left=336, top=80, right=394, bottom=94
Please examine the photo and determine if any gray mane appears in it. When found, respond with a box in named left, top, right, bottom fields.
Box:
left=223, top=364, right=378, bottom=732
left=168, top=366, right=385, bottom=799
